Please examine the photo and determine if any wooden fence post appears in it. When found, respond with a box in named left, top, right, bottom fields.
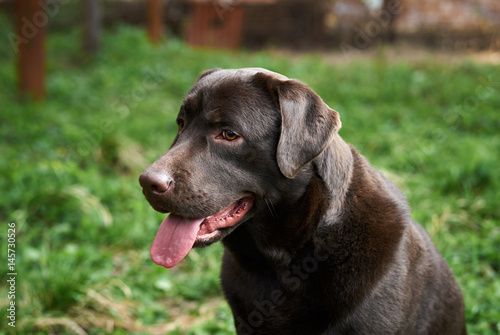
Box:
left=16, top=0, right=47, bottom=101
left=147, top=0, right=163, bottom=44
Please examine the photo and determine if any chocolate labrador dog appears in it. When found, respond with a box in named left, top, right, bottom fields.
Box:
left=139, top=68, right=466, bottom=334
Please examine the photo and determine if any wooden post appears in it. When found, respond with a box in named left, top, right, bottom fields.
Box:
left=381, top=0, right=399, bottom=43
left=83, top=0, right=101, bottom=55
left=147, top=0, right=163, bottom=44
left=186, top=1, right=246, bottom=50
left=16, top=0, right=47, bottom=101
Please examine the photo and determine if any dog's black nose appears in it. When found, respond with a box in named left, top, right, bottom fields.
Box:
left=139, top=171, right=174, bottom=196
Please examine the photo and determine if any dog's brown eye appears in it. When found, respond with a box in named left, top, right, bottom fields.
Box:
left=177, top=120, right=184, bottom=131
left=222, top=130, right=239, bottom=141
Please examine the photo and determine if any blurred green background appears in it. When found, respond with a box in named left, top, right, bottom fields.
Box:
left=1, top=2, right=500, bottom=334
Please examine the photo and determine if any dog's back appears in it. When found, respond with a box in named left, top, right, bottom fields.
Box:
left=222, top=146, right=466, bottom=334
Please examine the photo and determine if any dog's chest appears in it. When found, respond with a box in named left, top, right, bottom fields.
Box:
left=221, top=256, right=336, bottom=334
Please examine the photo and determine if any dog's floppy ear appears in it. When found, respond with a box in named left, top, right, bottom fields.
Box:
left=254, top=72, right=341, bottom=179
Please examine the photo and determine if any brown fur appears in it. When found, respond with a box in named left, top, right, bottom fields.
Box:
left=139, top=68, right=466, bottom=334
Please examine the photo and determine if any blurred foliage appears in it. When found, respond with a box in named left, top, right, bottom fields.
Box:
left=0, top=12, right=499, bottom=335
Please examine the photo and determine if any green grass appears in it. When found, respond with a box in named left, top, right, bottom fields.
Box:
left=1, top=14, right=499, bottom=335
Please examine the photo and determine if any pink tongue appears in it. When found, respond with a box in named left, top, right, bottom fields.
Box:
left=150, top=214, right=204, bottom=268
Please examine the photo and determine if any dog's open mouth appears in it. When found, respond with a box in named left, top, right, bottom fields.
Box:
left=150, top=197, right=253, bottom=268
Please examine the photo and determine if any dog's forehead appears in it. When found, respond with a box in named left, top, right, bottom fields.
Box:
left=188, top=68, right=288, bottom=98
left=181, top=68, right=285, bottom=121
left=200, top=68, right=288, bottom=83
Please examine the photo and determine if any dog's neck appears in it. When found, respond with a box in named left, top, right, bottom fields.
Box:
left=224, top=173, right=329, bottom=267
left=223, top=136, right=354, bottom=267
left=313, top=134, right=354, bottom=226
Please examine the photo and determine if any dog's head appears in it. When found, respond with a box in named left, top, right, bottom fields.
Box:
left=139, top=68, right=341, bottom=268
